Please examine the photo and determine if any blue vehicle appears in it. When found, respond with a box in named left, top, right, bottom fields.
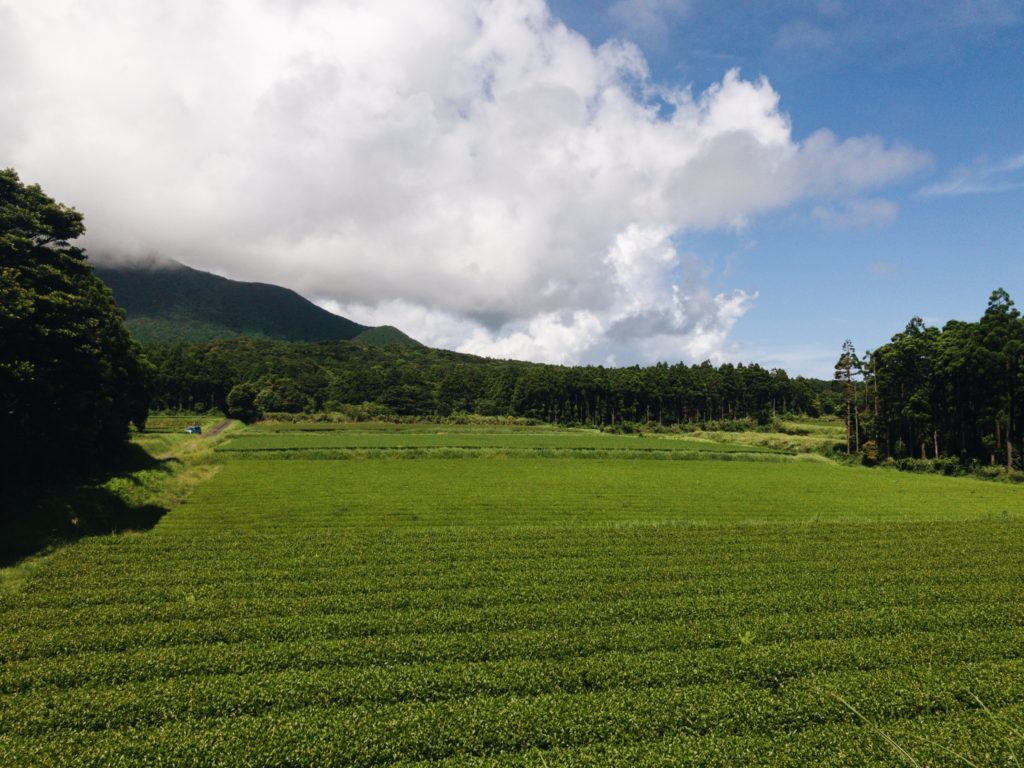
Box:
left=184, top=425, right=202, bottom=435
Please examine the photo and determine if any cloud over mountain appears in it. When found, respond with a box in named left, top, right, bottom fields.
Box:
left=1, top=0, right=928, bottom=364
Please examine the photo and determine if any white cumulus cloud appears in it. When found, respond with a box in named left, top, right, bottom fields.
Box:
left=1, top=0, right=929, bottom=365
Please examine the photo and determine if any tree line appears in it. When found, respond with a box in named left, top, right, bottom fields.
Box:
left=144, top=338, right=840, bottom=427
left=835, top=289, right=1023, bottom=471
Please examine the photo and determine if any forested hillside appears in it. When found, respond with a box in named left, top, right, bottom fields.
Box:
left=94, top=259, right=420, bottom=347
left=145, top=338, right=838, bottom=425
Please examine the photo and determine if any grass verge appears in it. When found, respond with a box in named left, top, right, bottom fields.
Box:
left=0, top=417, right=235, bottom=583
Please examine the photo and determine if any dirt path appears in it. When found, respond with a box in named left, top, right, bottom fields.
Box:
left=203, top=419, right=232, bottom=438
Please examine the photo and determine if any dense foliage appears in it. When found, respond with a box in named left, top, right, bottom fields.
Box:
left=837, top=289, right=1024, bottom=471
left=144, top=338, right=838, bottom=425
left=0, top=169, right=149, bottom=482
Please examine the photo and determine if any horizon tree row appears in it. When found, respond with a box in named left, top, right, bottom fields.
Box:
left=143, top=339, right=840, bottom=427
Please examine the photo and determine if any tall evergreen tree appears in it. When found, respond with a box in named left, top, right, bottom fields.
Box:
left=979, top=289, right=1023, bottom=471
left=0, top=169, right=150, bottom=484
left=834, top=340, right=860, bottom=454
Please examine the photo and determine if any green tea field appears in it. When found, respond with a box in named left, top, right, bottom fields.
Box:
left=3, top=424, right=1024, bottom=766
left=219, top=428, right=773, bottom=454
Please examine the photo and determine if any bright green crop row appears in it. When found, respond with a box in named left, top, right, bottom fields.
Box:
left=3, top=668, right=1023, bottom=766
left=5, top=631, right=1024, bottom=735
left=399, top=705, right=1024, bottom=767
left=6, top=595, right=1023, bottom=667
left=218, top=429, right=772, bottom=452
left=3, top=621, right=1021, bottom=696
left=251, top=422, right=558, bottom=432
left=9, top=559, right=1021, bottom=614
left=8, top=565, right=1022, bottom=633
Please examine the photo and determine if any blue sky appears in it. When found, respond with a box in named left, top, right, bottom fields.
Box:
left=549, top=0, right=1024, bottom=374
left=3, top=1, right=1021, bottom=377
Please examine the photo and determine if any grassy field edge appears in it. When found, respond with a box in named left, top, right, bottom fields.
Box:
left=0, top=418, right=238, bottom=589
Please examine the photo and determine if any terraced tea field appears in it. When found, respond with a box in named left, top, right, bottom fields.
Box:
left=3, top=424, right=1024, bottom=766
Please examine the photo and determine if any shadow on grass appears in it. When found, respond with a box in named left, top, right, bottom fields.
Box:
left=1, top=443, right=176, bottom=568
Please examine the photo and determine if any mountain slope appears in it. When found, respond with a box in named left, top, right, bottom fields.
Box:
left=93, top=259, right=420, bottom=347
